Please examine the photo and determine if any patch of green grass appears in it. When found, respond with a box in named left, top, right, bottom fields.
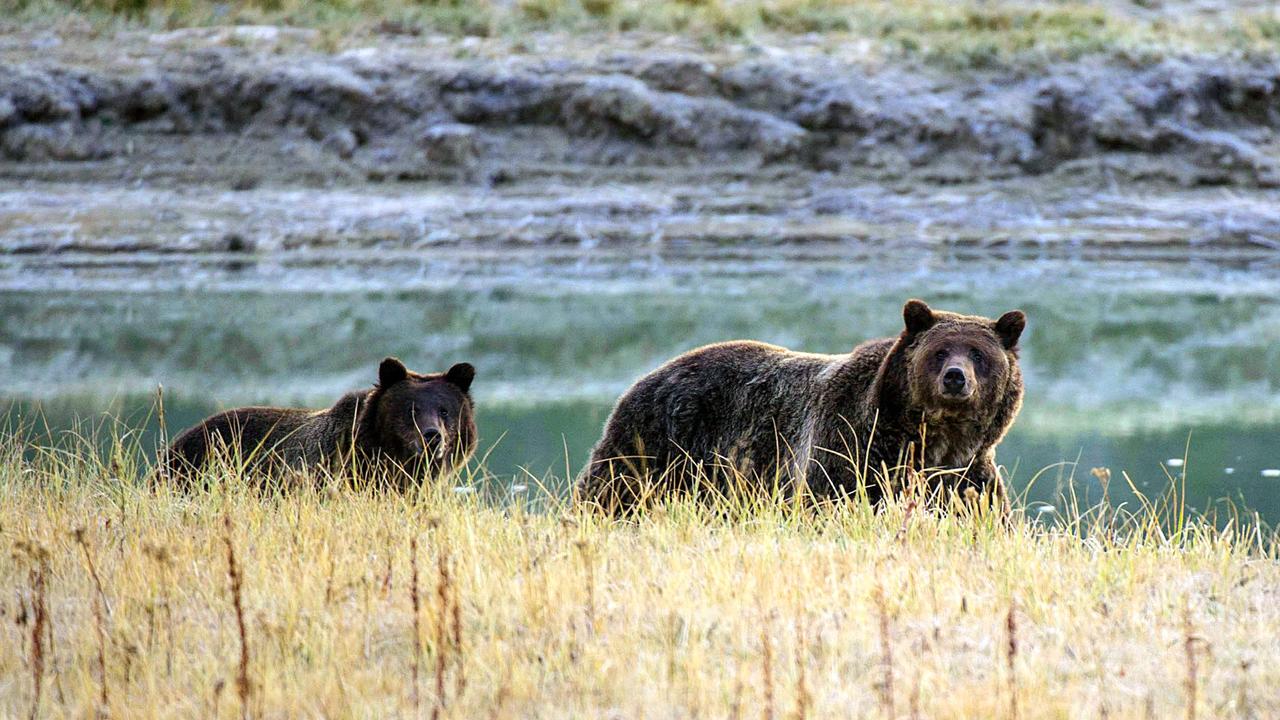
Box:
left=4, top=0, right=1280, bottom=68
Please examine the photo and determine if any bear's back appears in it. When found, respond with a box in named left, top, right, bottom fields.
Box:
left=634, top=340, right=832, bottom=408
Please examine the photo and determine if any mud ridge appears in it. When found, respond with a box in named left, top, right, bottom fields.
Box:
left=3, top=46, right=1280, bottom=187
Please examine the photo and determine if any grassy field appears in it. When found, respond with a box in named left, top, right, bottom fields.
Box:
left=2, top=428, right=1279, bottom=719
left=6, top=0, right=1280, bottom=68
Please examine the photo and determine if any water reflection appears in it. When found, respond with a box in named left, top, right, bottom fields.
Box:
left=3, top=248, right=1278, bottom=520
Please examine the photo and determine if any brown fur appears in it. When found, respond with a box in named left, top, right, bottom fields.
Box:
left=160, top=357, right=477, bottom=489
left=577, top=300, right=1026, bottom=513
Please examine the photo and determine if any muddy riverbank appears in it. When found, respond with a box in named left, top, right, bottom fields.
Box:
left=3, top=29, right=1280, bottom=255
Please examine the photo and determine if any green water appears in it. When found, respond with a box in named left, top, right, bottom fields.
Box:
left=4, top=247, right=1279, bottom=520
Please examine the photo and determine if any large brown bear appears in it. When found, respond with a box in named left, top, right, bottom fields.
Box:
left=161, top=357, right=477, bottom=488
left=578, top=300, right=1025, bottom=512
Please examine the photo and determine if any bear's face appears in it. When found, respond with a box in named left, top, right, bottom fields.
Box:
left=901, top=299, right=1025, bottom=415
left=367, top=357, right=476, bottom=475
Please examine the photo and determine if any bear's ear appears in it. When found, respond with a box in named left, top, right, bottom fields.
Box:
left=445, top=362, right=475, bottom=393
left=378, top=357, right=409, bottom=387
left=995, top=310, right=1026, bottom=350
left=903, top=299, right=936, bottom=335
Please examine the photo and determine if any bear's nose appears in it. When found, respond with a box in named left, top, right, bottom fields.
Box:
left=942, top=367, right=967, bottom=393
left=418, top=428, right=442, bottom=449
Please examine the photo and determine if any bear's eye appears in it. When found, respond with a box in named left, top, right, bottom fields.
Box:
left=933, top=350, right=948, bottom=363
left=969, top=348, right=984, bottom=365
left=440, top=408, right=449, bottom=420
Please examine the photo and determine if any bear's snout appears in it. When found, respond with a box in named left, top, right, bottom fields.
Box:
left=409, top=425, right=445, bottom=457
left=940, top=365, right=973, bottom=399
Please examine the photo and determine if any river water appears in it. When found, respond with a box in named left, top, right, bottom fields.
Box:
left=3, top=245, right=1279, bottom=520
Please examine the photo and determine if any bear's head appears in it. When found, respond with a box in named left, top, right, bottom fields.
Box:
left=899, top=299, right=1025, bottom=416
left=358, top=357, right=477, bottom=478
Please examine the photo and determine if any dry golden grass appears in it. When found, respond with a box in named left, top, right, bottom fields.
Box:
left=2, top=429, right=1279, bottom=719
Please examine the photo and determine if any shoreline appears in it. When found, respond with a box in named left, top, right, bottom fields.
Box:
left=3, top=26, right=1280, bottom=255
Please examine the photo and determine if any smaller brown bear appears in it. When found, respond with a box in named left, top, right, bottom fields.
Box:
left=578, top=300, right=1026, bottom=513
left=160, top=357, right=477, bottom=488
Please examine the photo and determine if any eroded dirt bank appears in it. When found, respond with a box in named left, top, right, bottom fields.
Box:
left=3, top=29, right=1280, bottom=254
